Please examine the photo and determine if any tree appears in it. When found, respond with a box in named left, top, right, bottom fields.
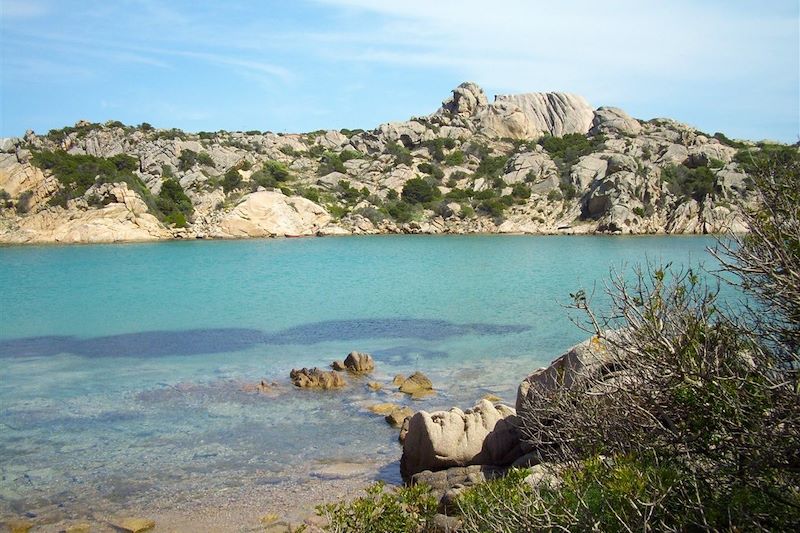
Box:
left=401, top=178, right=440, bottom=204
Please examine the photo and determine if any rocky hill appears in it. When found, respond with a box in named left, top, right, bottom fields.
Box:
left=0, top=82, right=773, bottom=244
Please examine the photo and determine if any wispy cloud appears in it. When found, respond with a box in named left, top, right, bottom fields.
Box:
left=1, top=0, right=50, bottom=19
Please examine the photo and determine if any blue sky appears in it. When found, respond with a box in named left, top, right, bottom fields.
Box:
left=1, top=0, right=798, bottom=142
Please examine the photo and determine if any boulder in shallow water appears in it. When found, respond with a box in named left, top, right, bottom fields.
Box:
left=385, top=406, right=414, bottom=428
left=330, top=360, right=347, bottom=371
left=289, top=367, right=346, bottom=389
left=400, top=399, right=522, bottom=480
left=398, top=371, right=433, bottom=395
left=343, top=351, right=375, bottom=373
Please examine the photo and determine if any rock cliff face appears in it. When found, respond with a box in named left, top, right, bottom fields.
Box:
left=0, top=82, right=775, bottom=244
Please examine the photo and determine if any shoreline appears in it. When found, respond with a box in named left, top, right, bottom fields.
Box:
left=0, top=230, right=729, bottom=248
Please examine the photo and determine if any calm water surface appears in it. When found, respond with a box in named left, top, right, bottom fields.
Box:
left=0, top=235, right=721, bottom=517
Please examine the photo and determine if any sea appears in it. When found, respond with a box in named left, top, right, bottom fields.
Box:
left=0, top=235, right=725, bottom=521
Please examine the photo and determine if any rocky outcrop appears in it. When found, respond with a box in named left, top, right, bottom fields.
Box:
left=343, top=351, right=374, bottom=374
left=397, top=371, right=434, bottom=398
left=400, top=399, right=522, bottom=480
left=516, top=335, right=616, bottom=410
left=289, top=367, right=345, bottom=389
left=218, top=191, right=331, bottom=238
left=591, top=106, right=642, bottom=136
left=434, top=82, right=594, bottom=139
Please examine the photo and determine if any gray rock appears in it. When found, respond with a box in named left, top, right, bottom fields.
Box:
left=400, top=400, right=522, bottom=480
left=591, top=106, right=642, bottom=136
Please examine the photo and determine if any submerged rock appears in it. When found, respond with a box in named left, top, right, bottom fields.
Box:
left=110, top=518, right=155, bottom=533
left=289, top=367, right=346, bottom=389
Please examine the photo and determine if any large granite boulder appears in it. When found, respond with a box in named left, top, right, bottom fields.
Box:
left=590, top=106, right=642, bottom=136
left=438, top=81, right=489, bottom=117
left=516, top=335, right=617, bottom=411
left=219, top=191, right=331, bottom=238
left=491, top=92, right=594, bottom=137
left=400, top=399, right=522, bottom=480
left=343, top=351, right=375, bottom=374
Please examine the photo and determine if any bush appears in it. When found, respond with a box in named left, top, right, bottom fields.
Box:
left=475, top=155, right=508, bottom=178
left=339, top=149, right=363, bottom=162
left=539, top=133, right=606, bottom=172
left=197, top=151, right=215, bottom=167
left=178, top=149, right=198, bottom=171
left=511, top=183, right=531, bottom=199
left=318, top=482, right=437, bottom=533
left=416, top=162, right=444, bottom=181
left=444, top=150, right=465, bottom=166
left=632, top=206, right=645, bottom=217
left=402, top=178, right=441, bottom=204
left=387, top=142, right=413, bottom=166
left=157, top=178, right=193, bottom=225
left=559, top=182, right=578, bottom=200
left=661, top=163, right=715, bottom=202
left=319, top=151, right=346, bottom=175
left=336, top=179, right=363, bottom=204
left=223, top=168, right=243, bottom=193
left=385, top=200, right=415, bottom=223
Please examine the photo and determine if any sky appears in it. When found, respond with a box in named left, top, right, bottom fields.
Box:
left=1, top=0, right=798, bottom=142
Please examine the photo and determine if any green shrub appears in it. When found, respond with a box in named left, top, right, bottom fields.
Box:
left=661, top=163, right=715, bottom=202
left=298, top=187, right=320, bottom=203
left=713, top=132, right=747, bottom=149
left=386, top=189, right=399, bottom=201
left=156, top=179, right=193, bottom=224
left=734, top=143, right=796, bottom=175
left=548, top=189, right=563, bottom=201
left=223, top=168, right=243, bottom=193
left=559, top=182, right=578, bottom=200
left=416, top=162, right=444, bottom=181
left=178, top=149, right=198, bottom=171
left=339, top=128, right=365, bottom=137
left=402, top=178, right=441, bottom=204
left=197, top=151, right=215, bottom=167
left=475, top=155, right=508, bottom=178
left=512, top=183, right=531, bottom=199
left=633, top=206, right=645, bottom=217
left=445, top=187, right=471, bottom=200
left=163, top=211, right=187, bottom=228
left=539, top=133, right=606, bottom=172
left=318, top=482, right=437, bottom=532
left=319, top=151, right=346, bottom=175
left=387, top=142, right=413, bottom=166
left=336, top=179, right=363, bottom=204
left=444, top=150, right=465, bottom=166
left=339, top=149, right=363, bottom=162
left=385, top=200, right=415, bottom=222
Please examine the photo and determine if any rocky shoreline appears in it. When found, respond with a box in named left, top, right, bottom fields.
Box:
left=1, top=82, right=764, bottom=245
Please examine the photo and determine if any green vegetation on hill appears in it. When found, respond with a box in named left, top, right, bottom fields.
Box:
left=29, top=149, right=192, bottom=225
left=157, top=179, right=193, bottom=227
left=661, top=163, right=716, bottom=202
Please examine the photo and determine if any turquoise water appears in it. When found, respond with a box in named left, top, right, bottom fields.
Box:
left=0, top=235, right=721, bottom=517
